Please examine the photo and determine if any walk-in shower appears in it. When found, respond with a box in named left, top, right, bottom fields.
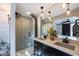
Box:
left=16, top=13, right=34, bottom=56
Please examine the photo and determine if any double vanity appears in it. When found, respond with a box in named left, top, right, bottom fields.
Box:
left=34, top=37, right=79, bottom=56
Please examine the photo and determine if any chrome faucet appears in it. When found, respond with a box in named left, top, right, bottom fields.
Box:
left=63, top=37, right=69, bottom=44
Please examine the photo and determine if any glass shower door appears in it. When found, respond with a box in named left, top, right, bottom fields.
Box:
left=16, top=15, right=34, bottom=56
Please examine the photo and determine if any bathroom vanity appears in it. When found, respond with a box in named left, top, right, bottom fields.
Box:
left=34, top=38, right=79, bottom=56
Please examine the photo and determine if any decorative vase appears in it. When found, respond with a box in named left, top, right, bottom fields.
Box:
left=47, top=34, right=54, bottom=41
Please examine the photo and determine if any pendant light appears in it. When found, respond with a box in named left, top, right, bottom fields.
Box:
left=6, top=11, right=10, bottom=24
left=67, top=3, right=70, bottom=16
left=26, top=11, right=31, bottom=15
left=40, top=6, right=44, bottom=17
left=48, top=11, right=51, bottom=20
left=48, top=11, right=53, bottom=24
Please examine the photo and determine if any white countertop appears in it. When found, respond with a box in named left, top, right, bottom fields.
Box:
left=34, top=38, right=79, bottom=56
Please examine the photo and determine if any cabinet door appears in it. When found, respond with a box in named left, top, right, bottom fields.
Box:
left=34, top=41, right=72, bottom=56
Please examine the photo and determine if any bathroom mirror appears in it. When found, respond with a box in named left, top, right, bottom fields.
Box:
left=55, top=17, right=79, bottom=40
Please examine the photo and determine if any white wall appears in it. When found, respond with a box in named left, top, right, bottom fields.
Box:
left=37, top=16, right=42, bottom=37
left=42, top=23, right=52, bottom=35
left=0, top=11, right=9, bottom=43
left=10, top=3, right=16, bottom=56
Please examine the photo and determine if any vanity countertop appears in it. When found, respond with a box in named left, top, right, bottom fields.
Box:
left=34, top=38, right=79, bottom=56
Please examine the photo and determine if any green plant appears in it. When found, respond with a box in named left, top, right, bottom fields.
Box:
left=48, top=28, right=57, bottom=37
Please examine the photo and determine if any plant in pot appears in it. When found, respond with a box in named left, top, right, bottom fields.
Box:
left=47, top=28, right=57, bottom=40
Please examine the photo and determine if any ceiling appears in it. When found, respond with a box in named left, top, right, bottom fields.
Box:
left=16, top=3, right=79, bottom=19
left=0, top=3, right=10, bottom=12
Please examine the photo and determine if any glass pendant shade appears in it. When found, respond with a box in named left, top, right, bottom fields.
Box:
left=67, top=9, right=70, bottom=15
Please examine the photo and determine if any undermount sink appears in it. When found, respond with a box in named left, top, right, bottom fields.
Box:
left=54, top=42, right=75, bottom=50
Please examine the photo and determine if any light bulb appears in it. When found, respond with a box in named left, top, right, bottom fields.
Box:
left=62, top=3, right=66, bottom=8
left=6, top=11, right=10, bottom=16
left=26, top=11, right=31, bottom=15
left=40, top=13, right=44, bottom=19
left=40, top=13, right=44, bottom=17
left=67, top=10, right=70, bottom=15
left=48, top=16, right=51, bottom=20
